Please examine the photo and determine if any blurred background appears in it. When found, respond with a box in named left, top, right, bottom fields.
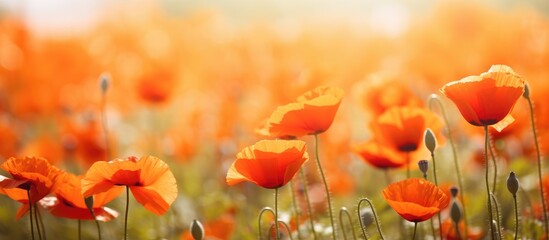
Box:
left=2, top=0, right=549, bottom=239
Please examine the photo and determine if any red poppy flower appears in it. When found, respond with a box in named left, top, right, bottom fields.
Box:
left=371, top=106, right=443, bottom=152
left=440, top=65, right=525, bottom=131
left=226, top=140, right=309, bottom=189
left=81, top=156, right=177, bottom=215
left=353, top=140, right=406, bottom=169
left=0, top=156, right=60, bottom=219
left=382, top=178, right=449, bottom=222
left=40, top=171, right=120, bottom=221
left=265, top=86, right=344, bottom=138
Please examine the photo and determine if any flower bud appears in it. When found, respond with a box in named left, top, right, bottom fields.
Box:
left=84, top=196, right=95, bottom=216
left=360, top=208, right=374, bottom=228
left=450, top=200, right=462, bottom=224
left=507, top=171, right=519, bottom=196
left=190, top=219, right=204, bottom=240
left=424, top=129, right=437, bottom=153
left=99, top=73, right=110, bottom=94
left=418, top=160, right=429, bottom=178
left=450, top=186, right=459, bottom=198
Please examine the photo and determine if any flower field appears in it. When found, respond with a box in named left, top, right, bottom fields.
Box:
left=2, top=0, right=549, bottom=239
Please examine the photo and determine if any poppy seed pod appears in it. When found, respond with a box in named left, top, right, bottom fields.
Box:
left=360, top=209, right=374, bottom=228
left=450, top=200, right=462, bottom=224
left=418, top=160, right=429, bottom=178
left=190, top=219, right=204, bottom=240
left=424, top=128, right=437, bottom=153
left=507, top=171, right=519, bottom=196
left=450, top=186, right=459, bottom=198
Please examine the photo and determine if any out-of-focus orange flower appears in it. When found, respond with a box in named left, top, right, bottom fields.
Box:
left=20, top=136, right=64, bottom=166
left=81, top=155, right=177, bottom=215
left=440, top=65, right=525, bottom=132
left=0, top=118, right=19, bottom=160
left=265, top=86, right=344, bottom=138
left=382, top=178, right=449, bottom=222
left=371, top=106, right=443, bottom=152
left=353, top=140, right=406, bottom=169
left=63, top=117, right=110, bottom=167
left=358, top=77, right=423, bottom=116
left=180, top=212, right=235, bottom=240
left=0, top=156, right=60, bottom=219
left=40, top=171, right=120, bottom=221
left=136, top=70, right=175, bottom=105
left=441, top=219, right=483, bottom=240
left=226, top=139, right=308, bottom=189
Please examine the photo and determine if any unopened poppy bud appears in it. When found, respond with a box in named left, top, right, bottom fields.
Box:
left=360, top=209, right=374, bottom=228
left=450, top=200, right=462, bottom=224
left=84, top=196, right=94, bottom=215
left=190, top=219, right=204, bottom=240
left=418, top=160, right=429, bottom=178
left=523, top=84, right=530, bottom=99
left=99, top=73, right=110, bottom=94
left=507, top=171, right=519, bottom=196
left=424, top=129, right=437, bottom=153
left=450, top=186, right=459, bottom=198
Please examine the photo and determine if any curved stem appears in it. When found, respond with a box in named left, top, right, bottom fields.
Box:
left=527, top=96, right=549, bottom=237
left=484, top=126, right=495, bottom=238
left=429, top=96, right=468, bottom=237
left=275, top=188, right=280, bottom=240
left=513, top=195, right=519, bottom=240
left=490, top=192, right=503, bottom=240
left=299, top=169, right=317, bottom=239
left=339, top=207, right=357, bottom=240
left=289, top=181, right=302, bottom=240
left=357, top=198, right=385, bottom=240
left=124, top=186, right=129, bottom=240
left=258, top=207, right=275, bottom=240
left=277, top=220, right=294, bottom=240
left=412, top=222, right=418, bottom=240
left=27, top=190, right=35, bottom=240
left=313, top=134, right=336, bottom=239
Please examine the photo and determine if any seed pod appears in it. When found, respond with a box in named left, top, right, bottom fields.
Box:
left=506, top=171, right=519, bottom=196
left=450, top=200, right=462, bottom=224
left=418, top=160, right=429, bottom=178
left=424, top=129, right=437, bottom=153
left=190, top=219, right=204, bottom=240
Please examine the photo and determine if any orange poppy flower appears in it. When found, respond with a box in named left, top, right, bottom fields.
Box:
left=382, top=178, right=449, bottom=222
left=40, top=171, right=120, bottom=221
left=353, top=140, right=407, bottom=169
left=265, top=86, right=344, bottom=138
left=441, top=219, right=483, bottom=240
left=81, top=155, right=177, bottom=215
left=180, top=212, right=235, bottom=240
left=371, top=106, right=443, bottom=152
left=358, top=77, right=423, bottom=116
left=226, top=140, right=309, bottom=189
left=440, top=65, right=525, bottom=131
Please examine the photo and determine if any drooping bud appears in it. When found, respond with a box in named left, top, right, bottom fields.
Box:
left=84, top=196, right=94, bottom=216
left=190, top=219, right=204, bottom=240
left=507, top=171, right=519, bottom=196
left=523, top=83, right=530, bottom=99
left=99, top=73, right=110, bottom=94
left=418, top=160, right=429, bottom=179
left=450, top=186, right=459, bottom=198
left=424, top=128, right=437, bottom=154
left=360, top=208, right=374, bottom=228
left=450, top=200, right=462, bottom=224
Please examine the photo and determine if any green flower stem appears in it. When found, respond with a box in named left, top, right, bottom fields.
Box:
left=430, top=152, right=442, bottom=240
left=34, top=203, right=42, bottom=240
left=277, top=220, right=294, bottom=240
left=313, top=134, right=336, bottom=239
left=429, top=96, right=468, bottom=237
left=299, top=168, right=317, bottom=239
left=124, top=186, right=129, bottom=240
left=339, top=207, right=357, bottom=240
left=289, top=181, right=302, bottom=240
left=27, top=190, right=35, bottom=240
left=275, top=188, right=280, bottom=240
left=453, top=221, right=462, bottom=240
left=490, top=193, right=503, bottom=240
left=513, top=194, right=519, bottom=240
left=484, top=126, right=495, bottom=238
left=357, top=198, right=385, bottom=240
left=526, top=95, right=549, bottom=237
left=487, top=135, right=498, bottom=193
left=78, top=220, right=81, bottom=240
left=412, top=222, right=418, bottom=240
